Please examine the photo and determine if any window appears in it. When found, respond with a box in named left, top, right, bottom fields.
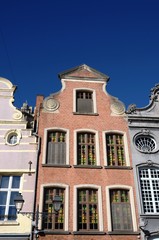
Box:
left=0, top=176, right=20, bottom=221
left=110, top=189, right=133, bottom=231
left=46, top=131, right=66, bottom=165
left=8, top=134, right=18, bottom=144
left=43, top=187, right=64, bottom=230
left=76, top=90, right=93, bottom=113
left=77, top=189, right=98, bottom=231
left=139, top=168, right=159, bottom=214
left=77, top=132, right=96, bottom=165
left=106, top=133, right=126, bottom=166
left=135, top=135, right=156, bottom=153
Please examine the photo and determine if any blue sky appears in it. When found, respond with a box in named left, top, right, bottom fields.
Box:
left=0, top=0, right=159, bottom=109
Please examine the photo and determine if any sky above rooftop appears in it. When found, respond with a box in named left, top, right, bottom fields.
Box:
left=0, top=0, right=159, bottom=109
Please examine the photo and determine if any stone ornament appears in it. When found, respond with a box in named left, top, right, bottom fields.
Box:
left=12, top=110, right=23, bottom=120
left=43, top=97, right=60, bottom=111
left=110, top=99, right=125, bottom=115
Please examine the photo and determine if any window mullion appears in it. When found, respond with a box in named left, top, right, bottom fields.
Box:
left=149, top=169, right=157, bottom=212
left=5, top=177, right=12, bottom=219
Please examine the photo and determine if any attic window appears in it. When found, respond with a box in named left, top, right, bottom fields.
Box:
left=76, top=90, right=93, bottom=114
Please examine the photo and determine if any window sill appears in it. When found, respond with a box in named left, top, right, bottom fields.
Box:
left=73, top=165, right=102, bottom=169
left=73, top=231, right=106, bottom=235
left=0, top=220, right=19, bottom=226
left=40, top=230, right=70, bottom=235
left=140, top=214, right=159, bottom=219
left=42, top=164, right=71, bottom=168
left=73, top=112, right=99, bottom=116
left=108, top=231, right=140, bottom=235
left=104, top=166, right=133, bottom=170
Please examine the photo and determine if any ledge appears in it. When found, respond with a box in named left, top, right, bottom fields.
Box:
left=108, top=231, right=140, bottom=235
left=140, top=214, right=159, bottom=219
left=0, top=221, right=19, bottom=226
left=104, top=166, right=133, bottom=170
left=73, top=231, right=106, bottom=235
left=73, top=165, right=102, bottom=169
left=73, top=112, right=99, bottom=116
left=39, top=230, right=70, bottom=235
left=42, top=164, right=71, bottom=168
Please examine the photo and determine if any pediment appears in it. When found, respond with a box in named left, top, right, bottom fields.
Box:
left=58, top=64, right=109, bottom=82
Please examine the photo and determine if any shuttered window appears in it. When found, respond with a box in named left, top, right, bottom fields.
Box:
left=46, top=131, right=66, bottom=165
left=77, top=189, right=98, bottom=231
left=76, top=91, right=93, bottom=113
left=77, top=133, right=96, bottom=165
left=106, top=133, right=126, bottom=166
left=110, top=189, right=133, bottom=231
left=43, top=187, right=64, bottom=230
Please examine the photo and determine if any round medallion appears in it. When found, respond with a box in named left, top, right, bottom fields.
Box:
left=43, top=97, right=59, bottom=111
left=111, top=100, right=125, bottom=115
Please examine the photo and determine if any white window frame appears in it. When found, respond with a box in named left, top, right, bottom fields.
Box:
left=42, top=128, right=69, bottom=165
left=103, top=130, right=130, bottom=166
left=73, top=88, right=97, bottom=114
left=139, top=167, right=159, bottom=214
left=74, top=129, right=100, bottom=166
left=39, top=183, right=69, bottom=231
left=73, top=184, right=103, bottom=232
left=106, top=185, right=137, bottom=232
left=0, top=176, right=21, bottom=221
left=5, top=130, right=21, bottom=146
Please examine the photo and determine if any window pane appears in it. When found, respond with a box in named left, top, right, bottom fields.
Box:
left=0, top=206, right=5, bottom=220
left=0, top=176, right=9, bottom=188
left=0, top=192, right=7, bottom=205
left=12, top=176, right=20, bottom=188
left=10, top=191, right=19, bottom=205
left=8, top=206, right=16, bottom=220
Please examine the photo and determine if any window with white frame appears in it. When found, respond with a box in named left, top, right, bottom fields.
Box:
left=110, top=189, right=133, bottom=231
left=106, top=133, right=126, bottom=166
left=43, top=187, right=65, bottom=230
left=0, top=176, right=21, bottom=221
left=76, top=90, right=93, bottom=114
left=139, top=167, right=159, bottom=214
left=46, top=131, right=66, bottom=165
